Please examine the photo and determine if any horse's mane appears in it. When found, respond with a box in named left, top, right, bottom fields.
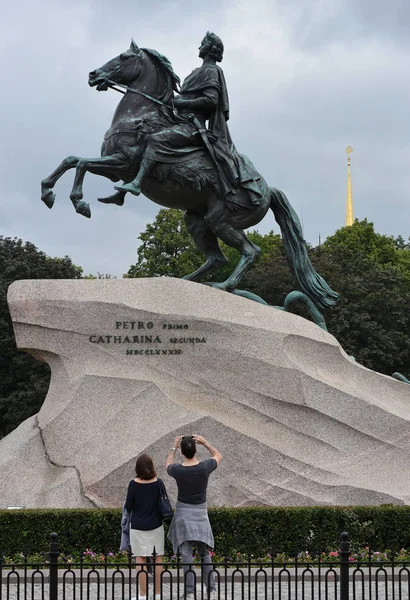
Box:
left=142, top=48, right=180, bottom=105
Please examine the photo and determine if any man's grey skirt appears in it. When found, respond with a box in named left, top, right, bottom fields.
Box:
left=168, top=501, right=214, bottom=553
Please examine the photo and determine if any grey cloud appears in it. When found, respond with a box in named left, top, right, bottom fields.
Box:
left=284, top=0, right=410, bottom=51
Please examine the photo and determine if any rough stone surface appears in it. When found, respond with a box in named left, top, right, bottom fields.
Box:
left=1, top=277, right=410, bottom=508
left=0, top=415, right=93, bottom=508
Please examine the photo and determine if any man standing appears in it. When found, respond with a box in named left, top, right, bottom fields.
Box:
left=166, top=434, right=222, bottom=600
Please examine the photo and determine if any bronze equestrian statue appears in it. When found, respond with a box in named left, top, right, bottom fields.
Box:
left=41, top=32, right=338, bottom=312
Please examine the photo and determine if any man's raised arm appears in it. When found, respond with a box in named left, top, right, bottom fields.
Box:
left=193, top=435, right=222, bottom=465
left=165, top=435, right=182, bottom=469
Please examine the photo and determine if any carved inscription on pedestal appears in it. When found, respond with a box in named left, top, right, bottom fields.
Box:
left=88, top=321, right=207, bottom=356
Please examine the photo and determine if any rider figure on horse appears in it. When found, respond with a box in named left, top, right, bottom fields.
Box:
left=116, top=32, right=262, bottom=208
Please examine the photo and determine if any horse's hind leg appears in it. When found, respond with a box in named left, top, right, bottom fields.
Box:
left=207, top=217, right=261, bottom=291
left=41, top=156, right=80, bottom=208
left=182, top=211, right=228, bottom=281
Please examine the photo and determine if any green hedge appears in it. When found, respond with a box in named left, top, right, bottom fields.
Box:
left=1, top=506, right=409, bottom=557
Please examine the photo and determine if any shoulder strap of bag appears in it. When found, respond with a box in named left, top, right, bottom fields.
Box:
left=157, top=478, right=168, bottom=499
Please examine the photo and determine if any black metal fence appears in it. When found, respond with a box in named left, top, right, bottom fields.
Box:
left=1, top=532, right=409, bottom=600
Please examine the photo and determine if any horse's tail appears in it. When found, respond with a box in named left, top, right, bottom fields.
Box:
left=269, top=187, right=339, bottom=310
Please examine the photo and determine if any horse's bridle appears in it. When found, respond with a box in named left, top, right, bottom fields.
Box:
left=102, top=52, right=175, bottom=112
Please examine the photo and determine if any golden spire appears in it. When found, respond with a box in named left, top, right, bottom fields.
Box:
left=345, top=145, right=354, bottom=227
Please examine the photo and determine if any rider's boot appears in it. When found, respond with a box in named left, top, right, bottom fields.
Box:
left=98, top=190, right=126, bottom=205
left=115, top=159, right=155, bottom=196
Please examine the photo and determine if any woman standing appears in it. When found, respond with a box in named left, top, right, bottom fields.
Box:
left=125, top=453, right=165, bottom=600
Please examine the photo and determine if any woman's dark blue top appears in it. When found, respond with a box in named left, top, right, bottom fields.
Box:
left=125, top=479, right=162, bottom=531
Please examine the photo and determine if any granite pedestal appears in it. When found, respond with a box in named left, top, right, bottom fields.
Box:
left=1, top=278, right=410, bottom=508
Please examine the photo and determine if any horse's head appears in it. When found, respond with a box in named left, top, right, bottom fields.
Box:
left=88, top=39, right=143, bottom=91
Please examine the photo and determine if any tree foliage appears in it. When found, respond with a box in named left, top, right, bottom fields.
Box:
left=0, top=237, right=82, bottom=438
left=311, top=220, right=410, bottom=374
left=127, top=212, right=410, bottom=377
left=126, top=209, right=204, bottom=278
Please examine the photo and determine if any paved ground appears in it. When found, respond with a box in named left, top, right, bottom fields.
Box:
left=0, top=580, right=401, bottom=599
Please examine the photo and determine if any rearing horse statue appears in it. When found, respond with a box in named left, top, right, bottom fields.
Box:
left=41, top=37, right=338, bottom=311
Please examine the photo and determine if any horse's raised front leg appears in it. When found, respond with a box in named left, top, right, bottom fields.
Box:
left=41, top=155, right=80, bottom=209
left=70, top=155, right=127, bottom=218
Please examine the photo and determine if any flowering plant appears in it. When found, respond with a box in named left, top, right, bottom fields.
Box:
left=2, top=546, right=410, bottom=568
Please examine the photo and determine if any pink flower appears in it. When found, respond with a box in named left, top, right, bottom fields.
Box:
left=349, top=556, right=355, bottom=562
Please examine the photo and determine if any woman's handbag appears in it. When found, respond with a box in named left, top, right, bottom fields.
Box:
left=157, top=478, right=173, bottom=520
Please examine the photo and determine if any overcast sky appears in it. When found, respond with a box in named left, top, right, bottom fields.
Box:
left=1, top=0, right=409, bottom=276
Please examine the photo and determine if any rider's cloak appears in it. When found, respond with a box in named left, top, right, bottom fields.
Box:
left=180, top=64, right=262, bottom=206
